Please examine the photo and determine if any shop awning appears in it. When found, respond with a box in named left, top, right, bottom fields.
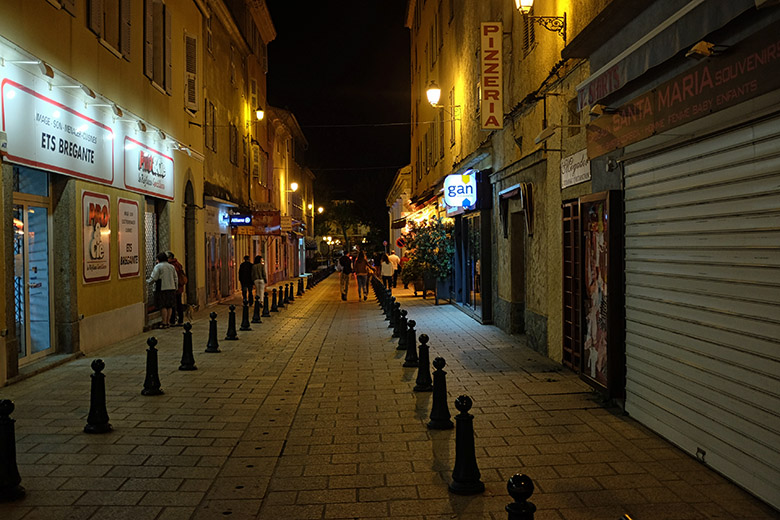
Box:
left=391, top=217, right=407, bottom=229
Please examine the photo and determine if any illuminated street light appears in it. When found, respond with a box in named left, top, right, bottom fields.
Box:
left=255, top=106, right=264, bottom=121
left=317, top=206, right=324, bottom=214
left=426, top=80, right=441, bottom=106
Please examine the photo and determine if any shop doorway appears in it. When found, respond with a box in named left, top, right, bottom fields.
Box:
left=12, top=167, right=54, bottom=364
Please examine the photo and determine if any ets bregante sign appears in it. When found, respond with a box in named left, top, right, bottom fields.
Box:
left=480, top=22, right=503, bottom=130
left=117, top=198, right=140, bottom=278
left=444, top=173, right=477, bottom=209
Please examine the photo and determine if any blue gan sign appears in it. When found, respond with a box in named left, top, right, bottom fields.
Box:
left=443, top=172, right=477, bottom=208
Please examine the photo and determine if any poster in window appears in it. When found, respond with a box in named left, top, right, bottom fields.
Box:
left=582, top=198, right=609, bottom=387
left=82, top=190, right=111, bottom=283
left=117, top=198, right=139, bottom=278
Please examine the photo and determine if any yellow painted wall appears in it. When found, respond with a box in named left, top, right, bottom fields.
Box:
left=75, top=180, right=145, bottom=317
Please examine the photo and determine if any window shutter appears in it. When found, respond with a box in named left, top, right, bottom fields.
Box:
left=185, top=33, right=198, bottom=111
left=165, top=6, right=172, bottom=93
left=120, top=0, right=131, bottom=59
left=250, top=79, right=257, bottom=110
left=143, top=0, right=153, bottom=78
left=89, top=0, right=104, bottom=37
left=62, top=0, right=76, bottom=15
left=252, top=145, right=260, bottom=181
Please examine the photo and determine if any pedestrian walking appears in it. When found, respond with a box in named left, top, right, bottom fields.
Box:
left=238, top=255, right=254, bottom=302
left=354, top=251, right=372, bottom=301
left=252, top=255, right=267, bottom=304
left=147, top=251, right=177, bottom=329
left=387, top=249, right=401, bottom=288
left=380, top=253, right=394, bottom=292
left=338, top=252, right=353, bottom=301
left=166, top=251, right=187, bottom=326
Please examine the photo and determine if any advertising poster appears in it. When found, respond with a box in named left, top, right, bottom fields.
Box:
left=82, top=191, right=111, bottom=283
left=582, top=199, right=609, bottom=388
left=117, top=198, right=139, bottom=278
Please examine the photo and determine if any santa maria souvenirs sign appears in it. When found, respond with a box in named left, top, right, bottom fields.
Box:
left=1, top=65, right=174, bottom=200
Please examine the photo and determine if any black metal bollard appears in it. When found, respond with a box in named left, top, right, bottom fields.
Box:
left=252, top=295, right=262, bottom=323
left=0, top=400, right=25, bottom=501
left=298, top=277, right=304, bottom=296
left=289, top=282, right=295, bottom=302
left=240, top=300, right=252, bottom=331
left=428, top=357, right=454, bottom=429
left=286, top=282, right=292, bottom=303
left=84, top=359, right=112, bottom=434
left=262, top=291, right=271, bottom=317
left=307, top=275, right=312, bottom=290
left=225, top=304, right=239, bottom=340
left=179, top=323, right=197, bottom=371
left=389, top=301, right=399, bottom=330
left=270, top=288, right=279, bottom=312
left=141, top=337, right=164, bottom=396
left=385, top=296, right=394, bottom=321
left=506, top=474, right=536, bottom=520
left=403, top=320, right=419, bottom=367
left=414, top=334, right=433, bottom=392
left=205, top=312, right=221, bottom=353
left=448, top=395, right=484, bottom=495
left=397, top=310, right=408, bottom=350
left=278, top=286, right=286, bottom=308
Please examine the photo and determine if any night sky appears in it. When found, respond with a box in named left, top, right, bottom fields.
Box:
left=266, top=1, right=411, bottom=230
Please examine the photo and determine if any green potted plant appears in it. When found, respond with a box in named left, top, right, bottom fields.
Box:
left=400, top=217, right=454, bottom=300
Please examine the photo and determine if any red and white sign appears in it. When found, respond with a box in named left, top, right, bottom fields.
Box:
left=82, top=191, right=111, bottom=283
left=117, top=198, right=140, bottom=278
left=1, top=79, right=114, bottom=183
left=123, top=137, right=174, bottom=200
left=480, top=22, right=503, bottom=130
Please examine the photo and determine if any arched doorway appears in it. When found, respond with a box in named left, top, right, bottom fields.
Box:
left=184, top=180, right=197, bottom=307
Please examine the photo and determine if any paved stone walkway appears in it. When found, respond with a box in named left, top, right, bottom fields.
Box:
left=0, top=276, right=777, bottom=520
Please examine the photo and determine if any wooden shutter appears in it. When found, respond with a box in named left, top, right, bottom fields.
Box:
left=185, top=33, right=198, bottom=111
left=562, top=200, right=582, bottom=371
left=89, top=0, right=104, bottom=37
left=252, top=144, right=260, bottom=181
left=143, top=0, right=153, bottom=78
left=250, top=79, right=258, bottom=110
left=120, top=0, right=131, bottom=59
left=61, top=0, right=76, bottom=14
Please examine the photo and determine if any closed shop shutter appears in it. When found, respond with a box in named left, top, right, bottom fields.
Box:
left=623, top=114, right=780, bottom=509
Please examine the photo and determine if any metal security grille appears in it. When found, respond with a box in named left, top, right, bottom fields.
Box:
left=623, top=114, right=780, bottom=509
left=144, top=210, right=157, bottom=312
left=561, top=200, right=581, bottom=371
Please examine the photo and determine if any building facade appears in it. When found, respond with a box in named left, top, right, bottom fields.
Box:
left=1, top=0, right=205, bottom=386
left=405, top=0, right=780, bottom=509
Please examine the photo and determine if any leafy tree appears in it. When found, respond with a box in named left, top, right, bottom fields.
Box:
left=401, top=217, right=454, bottom=283
left=327, top=200, right=362, bottom=247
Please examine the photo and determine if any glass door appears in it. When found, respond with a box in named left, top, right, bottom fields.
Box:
left=13, top=203, right=53, bottom=363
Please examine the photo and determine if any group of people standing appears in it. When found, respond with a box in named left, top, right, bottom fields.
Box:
left=238, top=255, right=268, bottom=304
left=146, top=251, right=188, bottom=328
left=338, top=249, right=402, bottom=301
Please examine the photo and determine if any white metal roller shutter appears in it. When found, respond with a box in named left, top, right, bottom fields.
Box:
left=623, top=114, right=780, bottom=509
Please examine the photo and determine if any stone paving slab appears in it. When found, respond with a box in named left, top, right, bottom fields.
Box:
left=0, top=277, right=778, bottom=519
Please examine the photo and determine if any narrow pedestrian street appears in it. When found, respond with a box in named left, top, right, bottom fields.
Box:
left=0, top=276, right=776, bottom=520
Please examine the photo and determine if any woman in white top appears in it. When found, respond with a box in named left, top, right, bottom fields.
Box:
left=380, top=253, right=394, bottom=292
left=147, top=251, right=178, bottom=328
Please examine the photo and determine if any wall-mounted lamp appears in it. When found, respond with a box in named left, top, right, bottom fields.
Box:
left=317, top=207, right=324, bottom=214
left=88, top=102, right=123, bottom=117
left=685, top=41, right=729, bottom=59
left=288, top=182, right=299, bottom=192
left=2, top=59, right=54, bottom=79
left=255, top=106, right=265, bottom=121
left=534, top=124, right=586, bottom=144
left=307, top=203, right=313, bottom=210
left=426, top=80, right=441, bottom=106
left=55, top=84, right=95, bottom=98
left=515, top=0, right=567, bottom=42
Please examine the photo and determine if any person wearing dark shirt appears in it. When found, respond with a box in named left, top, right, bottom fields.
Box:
left=238, top=255, right=254, bottom=302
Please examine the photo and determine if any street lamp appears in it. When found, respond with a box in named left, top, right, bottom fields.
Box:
left=426, top=80, right=441, bottom=107
left=514, top=0, right=567, bottom=42
left=288, top=182, right=298, bottom=192
left=317, top=206, right=324, bottom=214
left=255, top=106, right=265, bottom=121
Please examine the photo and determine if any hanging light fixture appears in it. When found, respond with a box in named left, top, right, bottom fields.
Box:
left=426, top=80, right=441, bottom=107
left=255, top=106, right=265, bottom=121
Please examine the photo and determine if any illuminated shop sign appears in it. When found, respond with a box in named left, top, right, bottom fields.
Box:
left=444, top=172, right=477, bottom=208
left=123, top=137, right=174, bottom=200
left=229, top=214, right=253, bottom=226
left=480, top=22, right=503, bottom=130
